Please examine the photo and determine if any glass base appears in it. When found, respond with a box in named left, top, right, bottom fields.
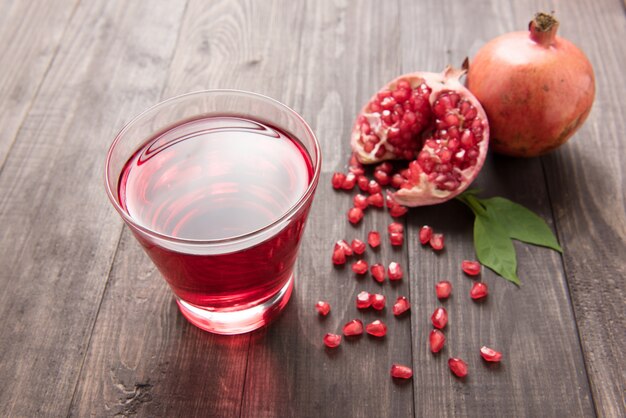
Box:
left=176, top=275, right=294, bottom=335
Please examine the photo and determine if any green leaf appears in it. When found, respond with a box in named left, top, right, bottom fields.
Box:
left=474, top=214, right=521, bottom=286
left=481, top=197, right=563, bottom=253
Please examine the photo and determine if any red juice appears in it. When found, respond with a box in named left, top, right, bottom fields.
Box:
left=118, top=116, right=313, bottom=312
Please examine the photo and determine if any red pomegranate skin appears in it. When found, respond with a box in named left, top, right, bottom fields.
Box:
left=467, top=16, right=595, bottom=157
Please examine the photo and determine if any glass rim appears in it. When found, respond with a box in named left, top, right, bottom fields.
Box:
left=104, top=89, right=321, bottom=246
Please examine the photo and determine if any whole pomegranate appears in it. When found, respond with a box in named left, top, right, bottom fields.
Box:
left=467, top=12, right=595, bottom=157
left=351, top=67, right=489, bottom=207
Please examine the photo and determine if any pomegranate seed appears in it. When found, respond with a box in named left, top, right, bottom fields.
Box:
left=431, top=307, right=448, bottom=329
left=366, top=320, right=387, bottom=337
left=343, top=319, right=364, bottom=336
left=374, top=170, right=390, bottom=185
left=357, top=175, right=370, bottom=192
left=470, top=282, right=489, bottom=300
left=349, top=165, right=365, bottom=176
left=356, top=291, right=371, bottom=309
left=392, top=296, right=410, bottom=316
left=368, top=180, right=382, bottom=194
left=429, top=329, right=446, bottom=353
left=390, top=173, right=404, bottom=188
left=349, top=153, right=361, bottom=167
left=352, top=259, right=369, bottom=275
left=368, top=231, right=381, bottom=248
left=388, top=262, right=403, bottom=280
left=370, top=263, right=385, bottom=283
left=353, top=194, right=369, bottom=209
left=347, top=207, right=364, bottom=224
left=331, top=172, right=346, bottom=189
left=389, top=232, right=404, bottom=246
left=429, top=233, right=445, bottom=250
left=480, top=346, right=503, bottom=362
left=389, top=204, right=408, bottom=217
left=315, top=301, right=331, bottom=316
left=376, top=161, right=393, bottom=173
left=388, top=222, right=404, bottom=233
left=332, top=243, right=346, bottom=265
left=367, top=192, right=384, bottom=207
left=351, top=238, right=366, bottom=255
left=390, top=364, right=413, bottom=379
left=448, top=358, right=468, bottom=377
left=341, top=172, right=356, bottom=190
left=370, top=293, right=386, bottom=310
left=323, top=333, right=341, bottom=348
left=337, top=239, right=353, bottom=256
left=419, top=225, right=433, bottom=244
left=435, top=281, right=452, bottom=299
left=462, top=260, right=481, bottom=276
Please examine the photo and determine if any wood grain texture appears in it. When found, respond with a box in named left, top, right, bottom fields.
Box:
left=0, top=0, right=623, bottom=416
left=236, top=1, right=413, bottom=417
left=0, top=0, right=78, bottom=165
left=0, top=1, right=187, bottom=416
left=542, top=1, right=626, bottom=416
left=401, top=0, right=595, bottom=416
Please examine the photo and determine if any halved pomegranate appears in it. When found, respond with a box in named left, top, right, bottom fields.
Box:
left=351, top=66, right=489, bottom=206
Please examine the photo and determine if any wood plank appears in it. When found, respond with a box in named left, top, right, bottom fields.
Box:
left=0, top=0, right=78, bottom=164
left=400, top=0, right=596, bottom=416
left=235, top=1, right=414, bottom=417
left=0, top=1, right=187, bottom=416
left=542, top=0, right=626, bottom=416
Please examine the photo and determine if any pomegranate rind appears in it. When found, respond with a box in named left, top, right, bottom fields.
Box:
left=351, top=67, right=490, bottom=207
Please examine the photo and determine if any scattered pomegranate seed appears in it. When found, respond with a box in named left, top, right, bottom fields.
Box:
left=370, top=263, right=385, bottom=283
left=368, top=180, right=382, bottom=194
left=315, top=301, right=331, bottom=316
left=351, top=238, right=366, bottom=255
left=480, top=346, right=502, bottom=362
left=470, top=282, right=489, bottom=300
left=357, top=175, right=370, bottom=192
left=431, top=307, right=448, bottom=329
left=343, top=319, right=364, bottom=336
left=389, top=232, right=404, bottom=246
left=388, top=262, right=403, bottom=280
left=323, top=333, right=341, bottom=348
left=366, top=320, right=387, bottom=337
left=332, top=243, right=346, bottom=265
left=341, top=172, right=356, bottom=190
left=352, top=259, right=369, bottom=275
left=390, top=173, right=404, bottom=188
left=353, top=194, right=369, bottom=209
left=390, top=364, right=413, bottom=379
left=388, top=222, right=404, bottom=233
left=419, top=225, right=433, bottom=244
left=349, top=165, right=364, bottom=176
left=448, top=357, right=468, bottom=377
left=368, top=231, right=381, bottom=248
left=429, top=233, right=445, bottom=250
left=356, top=291, right=371, bottom=309
left=392, top=296, right=410, bottom=316
left=370, top=293, right=386, bottom=310
left=337, top=239, right=353, bottom=256
left=348, top=207, right=364, bottom=224
left=389, top=204, right=408, bottom=217
left=376, top=161, right=393, bottom=174
left=435, top=281, right=452, bottom=299
left=367, top=192, right=384, bottom=207
left=374, top=170, right=390, bottom=185
left=462, top=260, right=481, bottom=276
left=349, top=154, right=361, bottom=167
left=331, top=172, right=346, bottom=189
left=429, top=329, right=446, bottom=353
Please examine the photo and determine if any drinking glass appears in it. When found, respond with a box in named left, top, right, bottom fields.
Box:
left=105, top=90, right=321, bottom=335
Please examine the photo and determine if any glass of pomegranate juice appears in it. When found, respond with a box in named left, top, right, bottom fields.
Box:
left=105, top=90, right=321, bottom=335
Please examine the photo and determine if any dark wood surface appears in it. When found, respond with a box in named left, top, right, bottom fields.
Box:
left=0, top=0, right=623, bottom=417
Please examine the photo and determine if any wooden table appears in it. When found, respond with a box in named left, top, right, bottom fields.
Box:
left=0, top=0, right=624, bottom=416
